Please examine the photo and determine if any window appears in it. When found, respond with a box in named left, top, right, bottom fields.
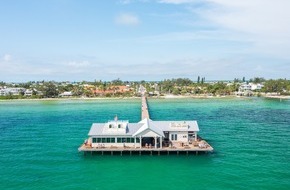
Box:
left=107, top=138, right=111, bottom=143
left=171, top=134, right=177, bottom=141
left=109, top=124, right=112, bottom=128
left=127, top=138, right=131, bottom=143
left=136, top=138, right=140, bottom=143
left=118, top=124, right=121, bottom=128
left=117, top=138, right=122, bottom=143
left=101, top=138, right=106, bottom=143
left=97, top=138, right=101, bottom=143
left=92, top=138, right=97, bottom=143
left=122, top=138, right=126, bottom=142
left=111, top=138, right=115, bottom=143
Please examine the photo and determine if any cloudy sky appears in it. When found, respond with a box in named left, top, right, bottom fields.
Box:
left=0, top=0, right=289, bottom=82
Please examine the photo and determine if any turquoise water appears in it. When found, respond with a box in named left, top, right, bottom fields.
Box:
left=0, top=98, right=289, bottom=190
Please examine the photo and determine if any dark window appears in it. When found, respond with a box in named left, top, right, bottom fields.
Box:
left=97, top=138, right=101, bottom=143
left=136, top=138, right=140, bottom=143
left=109, top=124, right=112, bottom=128
left=127, top=138, right=131, bottom=143
left=122, top=138, right=126, bottom=142
left=101, top=138, right=106, bottom=143
left=92, top=138, right=97, bottom=143
left=171, top=134, right=177, bottom=141
left=107, top=138, right=111, bottom=143
left=111, top=138, right=115, bottom=143
left=117, top=138, right=122, bottom=143
left=118, top=124, right=121, bottom=128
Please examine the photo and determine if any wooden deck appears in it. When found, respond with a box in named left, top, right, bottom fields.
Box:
left=78, top=146, right=213, bottom=155
left=78, top=139, right=213, bottom=155
left=141, top=95, right=150, bottom=119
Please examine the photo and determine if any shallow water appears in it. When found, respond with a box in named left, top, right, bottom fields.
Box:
left=0, top=98, right=289, bottom=189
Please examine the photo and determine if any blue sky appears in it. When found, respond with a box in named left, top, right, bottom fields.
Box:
left=0, top=0, right=290, bottom=82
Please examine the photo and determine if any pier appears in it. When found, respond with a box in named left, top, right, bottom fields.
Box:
left=141, top=96, right=150, bottom=119
left=78, top=87, right=213, bottom=155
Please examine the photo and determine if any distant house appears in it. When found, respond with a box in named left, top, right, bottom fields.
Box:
left=0, top=89, right=8, bottom=96
left=94, top=85, right=132, bottom=95
left=0, top=88, right=25, bottom=96
left=239, top=83, right=252, bottom=91
left=59, top=91, right=73, bottom=97
left=249, top=83, right=264, bottom=91
left=24, top=89, right=33, bottom=96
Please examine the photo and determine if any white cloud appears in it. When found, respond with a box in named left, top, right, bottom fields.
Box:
left=196, top=0, right=290, bottom=58
left=3, top=54, right=12, bottom=62
left=151, top=0, right=290, bottom=58
left=115, top=13, right=140, bottom=25
left=65, top=60, right=91, bottom=68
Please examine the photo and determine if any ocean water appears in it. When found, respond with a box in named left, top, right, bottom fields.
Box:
left=0, top=98, right=289, bottom=190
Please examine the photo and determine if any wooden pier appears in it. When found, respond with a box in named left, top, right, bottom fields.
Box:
left=78, top=89, right=214, bottom=155
left=141, top=95, right=150, bottom=119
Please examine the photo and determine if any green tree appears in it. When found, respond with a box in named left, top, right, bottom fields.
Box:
left=43, top=82, right=58, bottom=98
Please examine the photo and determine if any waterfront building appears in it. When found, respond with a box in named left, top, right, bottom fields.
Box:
left=79, top=90, right=213, bottom=154
left=0, top=88, right=25, bottom=96
left=86, top=117, right=199, bottom=149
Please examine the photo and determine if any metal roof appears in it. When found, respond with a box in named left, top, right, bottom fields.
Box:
left=132, top=118, right=165, bottom=137
left=88, top=123, right=143, bottom=136
left=88, top=119, right=199, bottom=137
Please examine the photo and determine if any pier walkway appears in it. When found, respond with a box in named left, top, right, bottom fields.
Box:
left=141, top=96, right=150, bottom=120
left=78, top=88, right=214, bottom=155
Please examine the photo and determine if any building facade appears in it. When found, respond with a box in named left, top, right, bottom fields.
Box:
left=86, top=118, right=199, bottom=149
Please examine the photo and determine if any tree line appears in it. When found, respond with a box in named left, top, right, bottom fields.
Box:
left=0, top=77, right=289, bottom=99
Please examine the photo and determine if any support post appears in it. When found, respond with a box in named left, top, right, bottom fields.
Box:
left=140, top=136, right=142, bottom=149
left=154, top=136, right=157, bottom=149
left=160, top=137, right=163, bottom=149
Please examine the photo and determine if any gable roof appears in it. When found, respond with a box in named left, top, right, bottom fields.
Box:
left=88, top=123, right=143, bottom=136
left=132, top=118, right=165, bottom=137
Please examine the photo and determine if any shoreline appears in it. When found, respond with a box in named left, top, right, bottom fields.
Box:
left=263, top=95, right=290, bottom=99
left=1, top=94, right=289, bottom=102
left=0, top=96, right=141, bottom=102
